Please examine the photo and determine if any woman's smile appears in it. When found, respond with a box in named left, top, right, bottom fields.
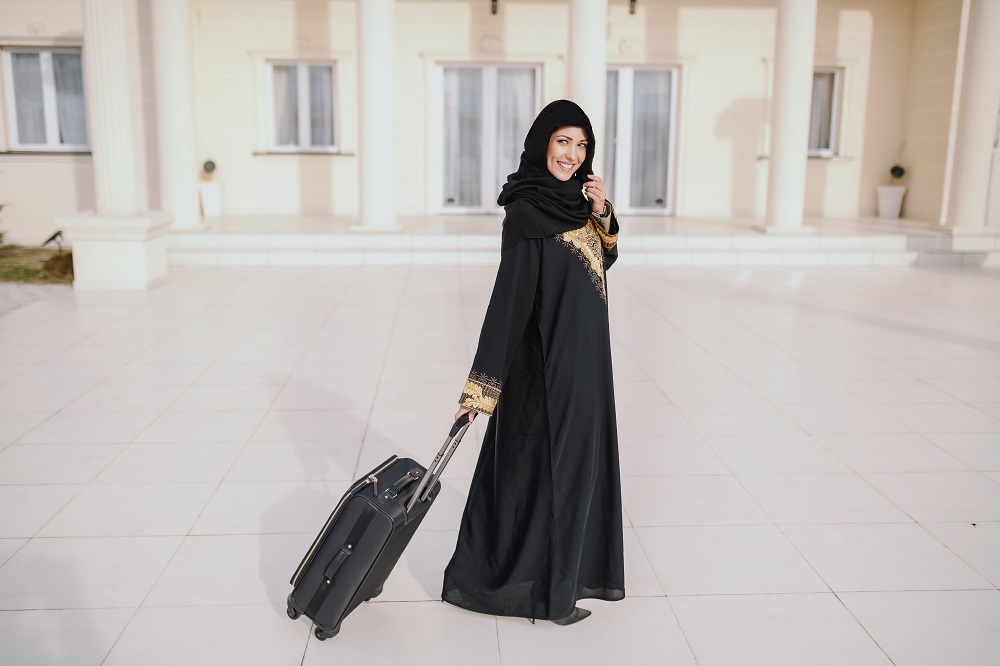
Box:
left=546, top=125, right=589, bottom=181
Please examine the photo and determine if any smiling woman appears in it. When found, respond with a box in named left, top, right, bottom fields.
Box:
left=443, top=100, right=624, bottom=627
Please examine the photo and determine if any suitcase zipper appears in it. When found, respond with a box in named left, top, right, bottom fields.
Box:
left=291, top=455, right=398, bottom=587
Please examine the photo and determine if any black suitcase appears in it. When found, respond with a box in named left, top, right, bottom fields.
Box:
left=286, top=413, right=472, bottom=640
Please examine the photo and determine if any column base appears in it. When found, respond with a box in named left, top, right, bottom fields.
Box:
left=753, top=224, right=817, bottom=235
left=57, top=212, right=173, bottom=290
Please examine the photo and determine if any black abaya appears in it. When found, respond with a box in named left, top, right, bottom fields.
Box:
left=442, top=213, right=625, bottom=621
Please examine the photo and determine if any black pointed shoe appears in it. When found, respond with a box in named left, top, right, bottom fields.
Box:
left=551, top=607, right=592, bottom=626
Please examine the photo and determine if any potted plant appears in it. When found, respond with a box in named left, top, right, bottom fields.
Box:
left=877, top=165, right=906, bottom=219
left=198, top=160, right=222, bottom=218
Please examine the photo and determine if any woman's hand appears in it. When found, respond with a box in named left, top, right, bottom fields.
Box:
left=585, top=174, right=607, bottom=216
left=455, top=405, right=477, bottom=423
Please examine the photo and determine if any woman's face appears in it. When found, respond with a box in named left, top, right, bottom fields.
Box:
left=546, top=126, right=588, bottom=181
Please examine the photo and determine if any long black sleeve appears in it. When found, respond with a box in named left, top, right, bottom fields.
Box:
left=458, top=239, right=541, bottom=416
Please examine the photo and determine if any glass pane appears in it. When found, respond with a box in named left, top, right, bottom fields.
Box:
left=809, top=72, right=835, bottom=152
left=272, top=65, right=298, bottom=145
left=308, top=65, right=334, bottom=147
left=604, top=70, right=619, bottom=201
left=496, top=68, right=535, bottom=191
left=11, top=52, right=46, bottom=145
left=631, top=70, right=671, bottom=209
left=52, top=53, right=88, bottom=146
left=443, top=67, right=482, bottom=208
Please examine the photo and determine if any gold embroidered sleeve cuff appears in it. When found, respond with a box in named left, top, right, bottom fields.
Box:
left=592, top=214, right=619, bottom=250
left=459, top=370, right=502, bottom=415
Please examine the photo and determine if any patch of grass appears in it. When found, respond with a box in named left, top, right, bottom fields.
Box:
left=0, top=247, right=74, bottom=284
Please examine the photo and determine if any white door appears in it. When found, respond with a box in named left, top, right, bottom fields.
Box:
left=605, top=67, right=678, bottom=214
left=442, top=64, right=537, bottom=212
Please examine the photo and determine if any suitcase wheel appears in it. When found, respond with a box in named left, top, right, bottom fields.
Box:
left=365, top=585, right=384, bottom=602
left=286, top=606, right=301, bottom=620
left=315, top=625, right=340, bottom=641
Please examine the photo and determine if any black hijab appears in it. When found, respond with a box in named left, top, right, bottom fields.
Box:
left=498, top=100, right=595, bottom=250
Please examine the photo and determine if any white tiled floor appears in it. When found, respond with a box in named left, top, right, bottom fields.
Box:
left=1, top=265, right=999, bottom=665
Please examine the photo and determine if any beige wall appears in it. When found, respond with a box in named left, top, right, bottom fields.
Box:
left=899, top=0, right=962, bottom=222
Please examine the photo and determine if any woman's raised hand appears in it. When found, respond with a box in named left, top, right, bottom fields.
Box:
left=585, top=174, right=607, bottom=215
left=455, top=405, right=477, bottom=423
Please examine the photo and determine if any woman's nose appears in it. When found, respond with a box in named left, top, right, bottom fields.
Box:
left=567, top=145, right=580, bottom=161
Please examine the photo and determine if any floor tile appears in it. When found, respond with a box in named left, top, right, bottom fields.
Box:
left=673, top=403, right=804, bottom=437
left=925, top=434, right=1000, bottom=471
left=62, top=384, right=185, bottom=413
left=706, top=435, right=850, bottom=474
left=622, top=527, right=665, bottom=596
left=922, top=522, right=1000, bottom=588
left=251, top=410, right=369, bottom=442
left=20, top=412, right=158, bottom=445
left=101, top=363, right=208, bottom=386
left=496, top=597, right=696, bottom=665
left=815, top=433, right=970, bottom=472
left=0, top=445, right=124, bottom=484
left=621, top=476, right=772, bottom=526
left=838, top=378, right=958, bottom=404
left=0, top=536, right=182, bottom=609
left=169, top=384, right=282, bottom=411
left=194, top=363, right=292, bottom=385
left=782, top=523, right=993, bottom=592
left=738, top=474, right=912, bottom=524
left=0, top=386, right=83, bottom=412
left=0, top=411, right=50, bottom=445
left=879, top=403, right=1000, bottom=434
left=618, top=435, right=728, bottom=476
left=0, top=539, right=26, bottom=566
left=38, top=483, right=217, bottom=537
left=669, top=593, right=892, bottom=666
left=862, top=472, right=1000, bottom=522
left=925, top=378, right=1000, bottom=403
left=143, top=534, right=311, bottom=607
left=273, top=381, right=378, bottom=410
left=301, top=600, right=500, bottom=666
left=225, top=441, right=359, bottom=482
left=636, top=525, right=827, bottom=595
left=191, top=481, right=346, bottom=535
left=0, top=485, right=81, bottom=537
left=972, top=403, right=1000, bottom=420
left=778, top=404, right=907, bottom=435
left=0, top=608, right=135, bottom=666
left=138, top=410, right=265, bottom=443
left=94, top=443, right=243, bottom=484
left=839, top=591, right=1000, bottom=666
left=103, top=605, right=308, bottom=666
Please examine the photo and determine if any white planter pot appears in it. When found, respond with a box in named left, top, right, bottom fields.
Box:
left=198, top=183, right=222, bottom=217
left=876, top=185, right=906, bottom=219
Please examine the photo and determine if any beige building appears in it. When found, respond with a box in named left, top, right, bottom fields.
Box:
left=1, top=0, right=998, bottom=287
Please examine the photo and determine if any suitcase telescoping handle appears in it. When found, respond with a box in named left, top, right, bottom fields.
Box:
left=404, top=411, right=472, bottom=514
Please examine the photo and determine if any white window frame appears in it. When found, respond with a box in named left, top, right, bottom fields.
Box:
left=2, top=47, right=89, bottom=152
left=438, top=62, right=542, bottom=214
left=265, top=60, right=339, bottom=153
left=808, top=67, right=843, bottom=158
left=606, top=65, right=679, bottom=215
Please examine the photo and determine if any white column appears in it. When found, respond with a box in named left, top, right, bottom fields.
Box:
left=152, top=0, right=202, bottom=229
left=568, top=0, right=608, bottom=176
left=354, top=0, right=400, bottom=232
left=759, top=0, right=818, bottom=234
left=81, top=0, right=142, bottom=216
left=58, top=0, right=171, bottom=290
left=944, top=0, right=1000, bottom=232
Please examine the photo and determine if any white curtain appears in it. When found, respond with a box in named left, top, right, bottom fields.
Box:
left=604, top=70, right=619, bottom=200
left=11, top=52, right=46, bottom=145
left=272, top=65, right=298, bottom=145
left=52, top=53, right=88, bottom=146
left=809, top=72, right=834, bottom=152
left=630, top=70, right=671, bottom=209
left=495, top=68, right=535, bottom=187
left=309, top=65, right=334, bottom=147
left=443, top=68, right=482, bottom=207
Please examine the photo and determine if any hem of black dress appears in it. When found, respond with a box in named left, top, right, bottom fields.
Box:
left=440, top=588, right=625, bottom=621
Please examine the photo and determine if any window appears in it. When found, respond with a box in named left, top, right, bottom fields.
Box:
left=605, top=67, right=678, bottom=213
left=3, top=48, right=88, bottom=151
left=442, top=64, right=538, bottom=211
left=267, top=61, right=337, bottom=152
left=808, top=68, right=842, bottom=157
